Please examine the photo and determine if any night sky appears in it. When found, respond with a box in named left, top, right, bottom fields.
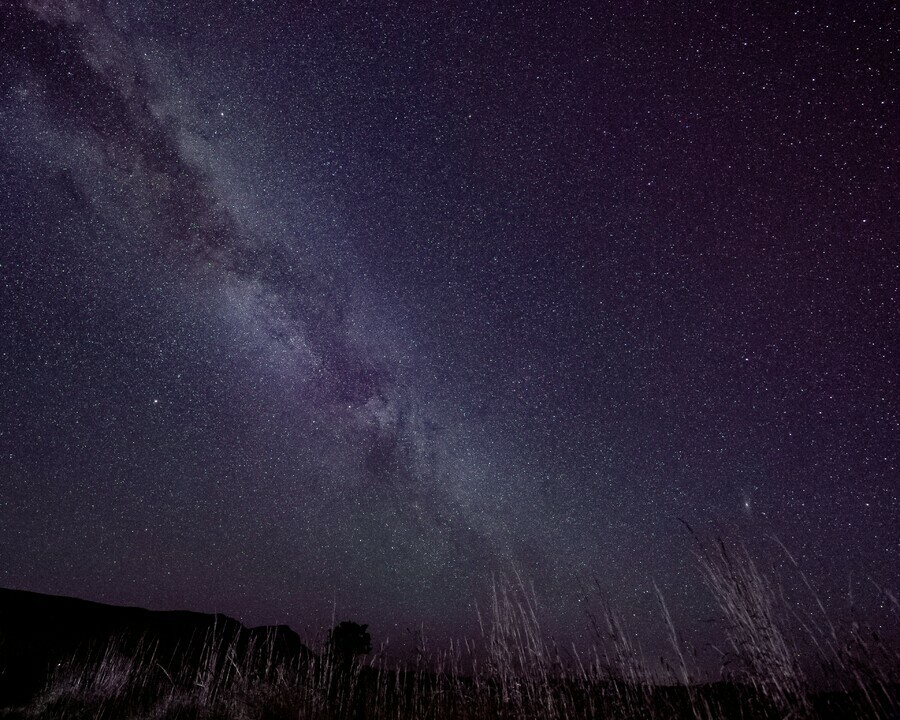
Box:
left=1, top=0, right=897, bottom=652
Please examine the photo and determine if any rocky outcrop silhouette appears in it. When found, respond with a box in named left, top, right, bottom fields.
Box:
left=0, top=587, right=309, bottom=705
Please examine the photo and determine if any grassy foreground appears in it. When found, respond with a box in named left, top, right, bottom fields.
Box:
left=1, top=540, right=897, bottom=719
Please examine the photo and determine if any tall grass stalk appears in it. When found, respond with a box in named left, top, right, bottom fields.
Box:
left=3, top=540, right=895, bottom=719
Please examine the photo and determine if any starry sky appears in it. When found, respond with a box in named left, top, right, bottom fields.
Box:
left=0, top=0, right=897, bottom=651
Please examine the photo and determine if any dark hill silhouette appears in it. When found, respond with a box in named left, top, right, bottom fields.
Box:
left=0, top=587, right=309, bottom=705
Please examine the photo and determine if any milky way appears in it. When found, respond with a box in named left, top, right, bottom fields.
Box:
left=1, top=0, right=897, bottom=651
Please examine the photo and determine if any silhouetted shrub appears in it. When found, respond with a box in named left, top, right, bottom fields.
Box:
left=327, top=621, right=372, bottom=663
